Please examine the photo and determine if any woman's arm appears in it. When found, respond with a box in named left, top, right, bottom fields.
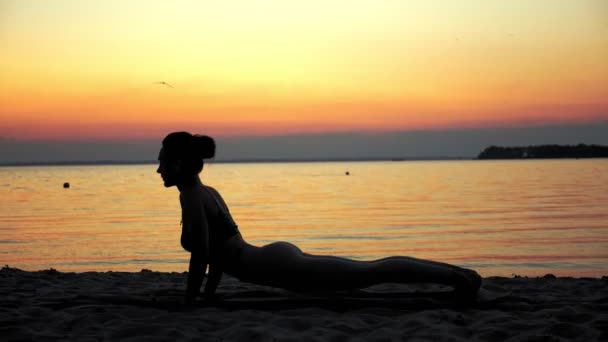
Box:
left=203, top=262, right=223, bottom=297
left=186, top=251, right=207, bottom=301
left=181, top=194, right=210, bottom=302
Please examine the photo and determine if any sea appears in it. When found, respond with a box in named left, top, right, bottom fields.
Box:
left=1, top=159, right=607, bottom=277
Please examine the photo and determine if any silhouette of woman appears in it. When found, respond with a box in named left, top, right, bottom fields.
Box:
left=157, top=132, right=481, bottom=303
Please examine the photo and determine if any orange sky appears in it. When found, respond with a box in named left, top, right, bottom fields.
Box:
left=1, top=0, right=607, bottom=141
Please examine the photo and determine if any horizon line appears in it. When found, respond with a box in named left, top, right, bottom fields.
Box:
left=0, top=156, right=474, bottom=167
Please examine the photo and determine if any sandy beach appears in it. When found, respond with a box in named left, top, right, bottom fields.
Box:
left=1, top=267, right=606, bottom=341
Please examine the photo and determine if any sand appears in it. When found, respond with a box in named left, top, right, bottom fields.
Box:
left=1, top=267, right=607, bottom=341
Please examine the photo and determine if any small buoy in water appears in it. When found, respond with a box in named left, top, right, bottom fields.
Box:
left=63, top=182, right=70, bottom=188
left=345, top=171, right=350, bottom=176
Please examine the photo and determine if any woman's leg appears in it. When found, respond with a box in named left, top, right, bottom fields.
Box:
left=294, top=254, right=462, bottom=291
left=241, top=241, right=479, bottom=294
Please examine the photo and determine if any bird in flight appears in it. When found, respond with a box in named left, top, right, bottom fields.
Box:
left=153, top=81, right=174, bottom=88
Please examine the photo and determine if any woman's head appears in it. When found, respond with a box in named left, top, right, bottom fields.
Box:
left=157, top=132, right=215, bottom=187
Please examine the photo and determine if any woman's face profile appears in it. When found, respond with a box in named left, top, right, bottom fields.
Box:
left=157, top=147, right=179, bottom=187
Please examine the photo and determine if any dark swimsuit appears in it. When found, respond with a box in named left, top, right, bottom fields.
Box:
left=181, top=186, right=244, bottom=279
left=202, top=187, right=246, bottom=278
left=181, top=187, right=240, bottom=254
left=203, top=186, right=240, bottom=241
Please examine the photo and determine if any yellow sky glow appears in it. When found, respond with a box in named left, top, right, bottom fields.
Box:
left=1, top=0, right=607, bottom=140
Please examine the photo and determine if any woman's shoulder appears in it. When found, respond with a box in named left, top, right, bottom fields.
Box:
left=202, top=185, right=229, bottom=209
left=202, top=185, right=222, bottom=198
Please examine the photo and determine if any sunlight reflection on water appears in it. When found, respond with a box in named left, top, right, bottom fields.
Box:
left=1, top=159, right=607, bottom=277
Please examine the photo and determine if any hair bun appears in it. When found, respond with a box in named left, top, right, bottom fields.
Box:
left=194, top=134, right=215, bottom=159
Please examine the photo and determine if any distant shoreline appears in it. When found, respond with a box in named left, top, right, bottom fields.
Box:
left=3, top=156, right=608, bottom=167
left=477, top=144, right=608, bottom=159
left=0, top=157, right=473, bottom=167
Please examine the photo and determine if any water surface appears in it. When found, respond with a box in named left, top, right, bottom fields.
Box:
left=1, top=160, right=607, bottom=277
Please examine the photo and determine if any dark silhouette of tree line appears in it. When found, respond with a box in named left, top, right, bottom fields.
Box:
left=477, top=144, right=608, bottom=159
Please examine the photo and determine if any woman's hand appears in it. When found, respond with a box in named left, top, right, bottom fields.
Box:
left=183, top=287, right=200, bottom=306
left=181, top=291, right=222, bottom=309
left=202, top=292, right=224, bottom=304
